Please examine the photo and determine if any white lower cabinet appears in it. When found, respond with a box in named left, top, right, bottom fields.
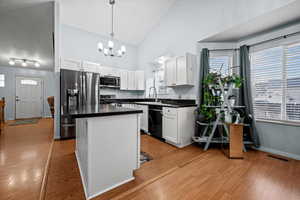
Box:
left=136, top=105, right=148, bottom=133
left=163, top=112, right=178, bottom=143
left=163, top=107, right=196, bottom=148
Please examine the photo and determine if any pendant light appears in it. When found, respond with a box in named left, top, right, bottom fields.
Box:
left=97, top=0, right=126, bottom=57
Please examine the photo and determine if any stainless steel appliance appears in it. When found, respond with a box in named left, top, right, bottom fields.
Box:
left=99, top=76, right=120, bottom=88
left=60, top=69, right=100, bottom=139
left=148, top=105, right=163, bottom=140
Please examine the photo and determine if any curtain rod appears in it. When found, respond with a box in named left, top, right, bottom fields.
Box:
left=205, top=30, right=300, bottom=51
left=249, top=30, right=300, bottom=47
left=208, top=48, right=239, bottom=51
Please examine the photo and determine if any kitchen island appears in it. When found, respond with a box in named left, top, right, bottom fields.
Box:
left=69, top=104, right=142, bottom=199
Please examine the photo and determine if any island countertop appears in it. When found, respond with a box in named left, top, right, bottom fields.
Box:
left=69, top=104, right=143, bottom=118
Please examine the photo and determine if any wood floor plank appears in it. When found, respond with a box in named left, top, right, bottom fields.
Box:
left=44, top=134, right=300, bottom=200
left=0, top=118, right=53, bottom=200
left=118, top=150, right=300, bottom=200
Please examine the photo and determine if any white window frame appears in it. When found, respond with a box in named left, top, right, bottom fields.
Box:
left=209, top=50, right=235, bottom=76
left=250, top=41, right=300, bottom=125
left=0, top=74, right=5, bottom=87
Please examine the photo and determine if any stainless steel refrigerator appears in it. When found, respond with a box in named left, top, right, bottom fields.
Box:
left=60, top=69, right=100, bottom=139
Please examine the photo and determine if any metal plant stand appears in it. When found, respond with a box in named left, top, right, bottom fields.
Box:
left=193, top=77, right=249, bottom=151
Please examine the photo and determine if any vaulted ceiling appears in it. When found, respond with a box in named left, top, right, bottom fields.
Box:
left=60, top=0, right=176, bottom=45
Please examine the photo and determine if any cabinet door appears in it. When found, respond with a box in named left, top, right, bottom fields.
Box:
left=163, top=107, right=178, bottom=143
left=127, top=71, right=136, bottom=90
left=104, top=67, right=114, bottom=76
left=111, top=68, right=121, bottom=77
left=165, top=58, right=176, bottom=86
left=186, top=53, right=195, bottom=85
left=138, top=105, right=148, bottom=132
left=163, top=115, right=178, bottom=143
left=135, top=71, right=145, bottom=90
left=82, top=61, right=100, bottom=73
left=60, top=58, right=82, bottom=71
left=120, top=70, right=128, bottom=90
left=98, top=66, right=107, bottom=76
left=176, top=56, right=187, bottom=85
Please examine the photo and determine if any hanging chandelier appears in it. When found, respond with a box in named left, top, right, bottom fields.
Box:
left=97, top=0, right=126, bottom=57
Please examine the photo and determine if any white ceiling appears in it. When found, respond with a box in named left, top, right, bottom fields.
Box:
left=60, top=0, right=176, bottom=45
left=0, top=2, right=54, bottom=71
left=202, top=0, right=300, bottom=42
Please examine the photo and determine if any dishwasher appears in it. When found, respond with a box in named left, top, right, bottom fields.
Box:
left=148, top=105, right=164, bottom=140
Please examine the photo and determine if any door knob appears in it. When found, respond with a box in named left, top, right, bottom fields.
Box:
left=16, top=96, right=20, bottom=101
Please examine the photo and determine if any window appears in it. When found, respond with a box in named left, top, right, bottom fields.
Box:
left=209, top=56, right=233, bottom=76
left=21, top=79, right=38, bottom=85
left=0, top=74, right=4, bottom=87
left=251, top=43, right=300, bottom=122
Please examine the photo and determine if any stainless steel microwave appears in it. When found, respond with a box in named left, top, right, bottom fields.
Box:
left=99, top=76, right=120, bottom=88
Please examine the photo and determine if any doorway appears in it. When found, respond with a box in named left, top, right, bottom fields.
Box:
left=15, top=76, right=43, bottom=119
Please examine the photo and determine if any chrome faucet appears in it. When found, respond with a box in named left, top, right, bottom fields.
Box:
left=149, top=86, right=158, bottom=102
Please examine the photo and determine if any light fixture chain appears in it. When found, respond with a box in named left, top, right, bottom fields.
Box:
left=111, top=0, right=114, bottom=38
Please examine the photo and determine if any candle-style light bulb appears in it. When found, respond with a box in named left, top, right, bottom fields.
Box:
left=121, top=45, right=126, bottom=54
left=97, top=42, right=103, bottom=51
left=108, top=40, right=114, bottom=49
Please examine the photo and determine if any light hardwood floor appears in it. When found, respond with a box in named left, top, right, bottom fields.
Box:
left=0, top=118, right=54, bottom=200
left=45, top=135, right=300, bottom=200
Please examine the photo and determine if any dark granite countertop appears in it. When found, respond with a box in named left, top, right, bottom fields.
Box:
left=100, top=98, right=197, bottom=108
left=69, top=104, right=142, bottom=118
left=134, top=101, right=197, bottom=108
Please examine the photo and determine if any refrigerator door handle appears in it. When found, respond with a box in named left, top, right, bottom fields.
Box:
left=81, top=73, right=86, bottom=105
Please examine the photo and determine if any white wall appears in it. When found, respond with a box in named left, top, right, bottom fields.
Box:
left=238, top=23, right=300, bottom=160
left=137, top=0, right=299, bottom=159
left=137, top=0, right=296, bottom=99
left=60, top=24, right=143, bottom=99
left=60, top=24, right=138, bottom=70
left=0, top=66, right=56, bottom=120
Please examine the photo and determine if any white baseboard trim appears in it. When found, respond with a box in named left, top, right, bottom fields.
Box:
left=75, top=151, right=89, bottom=200
left=88, top=177, right=135, bottom=200
left=75, top=151, right=135, bottom=200
left=255, top=146, right=300, bottom=161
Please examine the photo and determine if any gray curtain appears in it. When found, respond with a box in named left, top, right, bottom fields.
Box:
left=198, top=48, right=209, bottom=106
left=240, top=45, right=260, bottom=147
left=195, top=48, right=209, bottom=136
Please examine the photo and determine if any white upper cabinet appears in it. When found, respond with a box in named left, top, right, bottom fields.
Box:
left=82, top=61, right=100, bottom=73
left=165, top=58, right=177, bottom=87
left=127, top=71, right=136, bottom=90
left=110, top=68, right=121, bottom=77
left=120, top=70, right=145, bottom=91
left=98, top=66, right=111, bottom=76
left=98, top=66, right=121, bottom=77
left=135, top=71, right=145, bottom=91
left=165, top=53, right=196, bottom=87
left=60, top=58, right=82, bottom=71
left=61, top=58, right=144, bottom=91
left=120, top=70, right=128, bottom=90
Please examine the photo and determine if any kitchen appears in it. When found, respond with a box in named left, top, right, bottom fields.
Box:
left=59, top=53, right=198, bottom=199
left=1, top=0, right=300, bottom=200
left=55, top=0, right=300, bottom=199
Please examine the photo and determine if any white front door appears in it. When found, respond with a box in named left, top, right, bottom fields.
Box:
left=16, top=77, right=43, bottom=119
